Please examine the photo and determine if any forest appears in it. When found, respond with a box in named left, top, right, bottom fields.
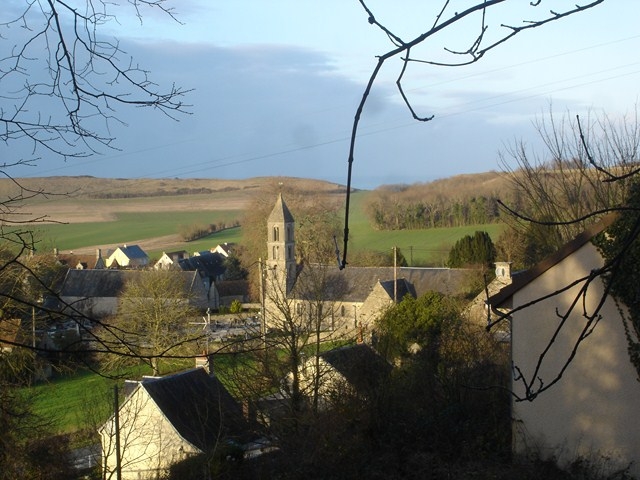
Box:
left=364, top=172, right=516, bottom=230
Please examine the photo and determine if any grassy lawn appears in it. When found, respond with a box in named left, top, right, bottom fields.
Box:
left=29, top=369, right=116, bottom=434
left=29, top=360, right=193, bottom=435
left=29, top=339, right=354, bottom=436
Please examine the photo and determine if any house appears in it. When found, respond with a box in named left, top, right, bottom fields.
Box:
left=105, top=244, right=149, bottom=268
left=212, top=242, right=236, bottom=258
left=179, top=251, right=226, bottom=283
left=292, top=343, right=392, bottom=410
left=154, top=250, right=188, bottom=270
left=99, top=368, right=252, bottom=479
left=55, top=248, right=106, bottom=270
left=263, top=194, right=471, bottom=337
left=58, top=269, right=216, bottom=318
left=464, top=261, right=513, bottom=341
left=487, top=215, right=640, bottom=476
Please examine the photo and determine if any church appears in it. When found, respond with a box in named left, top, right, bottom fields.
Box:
left=261, top=194, right=470, bottom=337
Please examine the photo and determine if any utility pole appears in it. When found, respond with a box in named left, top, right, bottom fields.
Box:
left=258, top=257, right=266, bottom=350
left=393, top=246, right=397, bottom=304
left=114, top=385, right=122, bottom=480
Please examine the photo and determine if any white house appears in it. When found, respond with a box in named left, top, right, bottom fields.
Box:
left=212, top=243, right=236, bottom=257
left=99, top=368, right=251, bottom=479
left=105, top=244, right=149, bottom=268
left=154, top=250, right=188, bottom=270
left=488, top=216, right=640, bottom=476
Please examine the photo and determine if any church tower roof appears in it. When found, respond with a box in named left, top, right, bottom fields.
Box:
left=268, top=193, right=294, bottom=224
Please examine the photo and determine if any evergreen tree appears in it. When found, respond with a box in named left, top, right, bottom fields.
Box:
left=447, top=231, right=496, bottom=268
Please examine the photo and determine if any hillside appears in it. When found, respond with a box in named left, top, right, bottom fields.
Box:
left=5, top=176, right=350, bottom=224
left=7, top=174, right=506, bottom=264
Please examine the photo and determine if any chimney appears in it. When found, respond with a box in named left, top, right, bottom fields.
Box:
left=96, top=248, right=102, bottom=259
left=195, top=352, right=215, bottom=376
left=494, top=262, right=512, bottom=283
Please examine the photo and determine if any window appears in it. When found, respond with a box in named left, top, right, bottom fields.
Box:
left=287, top=245, right=293, bottom=260
left=272, top=245, right=279, bottom=260
left=286, top=226, right=293, bottom=242
left=340, top=305, right=345, bottom=317
left=273, top=226, right=280, bottom=242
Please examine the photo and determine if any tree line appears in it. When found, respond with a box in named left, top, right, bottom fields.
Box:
left=366, top=190, right=505, bottom=230
left=362, top=171, right=522, bottom=230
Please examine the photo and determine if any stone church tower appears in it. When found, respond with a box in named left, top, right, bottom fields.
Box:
left=266, top=193, right=296, bottom=295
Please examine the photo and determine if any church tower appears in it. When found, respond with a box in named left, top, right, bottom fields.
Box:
left=266, top=193, right=296, bottom=295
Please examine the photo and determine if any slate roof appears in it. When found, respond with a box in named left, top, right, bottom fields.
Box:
left=488, top=214, right=616, bottom=309
left=139, top=368, right=251, bottom=450
left=117, top=245, right=148, bottom=260
left=59, top=269, right=203, bottom=298
left=268, top=193, right=294, bottom=224
left=178, top=251, right=226, bottom=279
left=379, top=278, right=416, bottom=301
left=319, top=344, right=392, bottom=394
left=292, top=265, right=470, bottom=303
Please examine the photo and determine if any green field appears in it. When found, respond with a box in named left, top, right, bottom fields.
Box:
left=32, top=191, right=503, bottom=266
left=343, top=191, right=504, bottom=266
left=33, top=210, right=243, bottom=253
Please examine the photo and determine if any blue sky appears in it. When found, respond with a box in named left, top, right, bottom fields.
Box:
left=6, top=1, right=640, bottom=189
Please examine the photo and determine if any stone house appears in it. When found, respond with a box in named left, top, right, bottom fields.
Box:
left=291, top=343, right=392, bottom=410
left=487, top=215, right=640, bottom=476
left=55, top=248, right=106, bottom=270
left=99, top=368, right=252, bottom=479
left=58, top=269, right=216, bottom=318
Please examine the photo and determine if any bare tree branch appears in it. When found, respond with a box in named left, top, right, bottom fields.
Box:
left=339, top=0, right=606, bottom=268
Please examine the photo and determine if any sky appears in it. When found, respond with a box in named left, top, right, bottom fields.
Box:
left=4, top=0, right=640, bottom=189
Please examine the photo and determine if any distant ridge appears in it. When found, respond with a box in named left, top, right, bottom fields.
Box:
left=0, top=176, right=352, bottom=199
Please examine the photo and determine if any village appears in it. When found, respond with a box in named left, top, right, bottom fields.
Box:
left=1, top=1, right=638, bottom=479
left=2, top=192, right=638, bottom=479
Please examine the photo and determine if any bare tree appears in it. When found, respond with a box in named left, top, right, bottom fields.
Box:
left=486, top=107, right=640, bottom=401
left=339, top=0, right=607, bottom=268
left=1, top=0, right=188, bottom=164
left=498, top=107, right=638, bottom=261
left=0, top=0, right=189, bottom=355
left=98, top=270, right=202, bottom=376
